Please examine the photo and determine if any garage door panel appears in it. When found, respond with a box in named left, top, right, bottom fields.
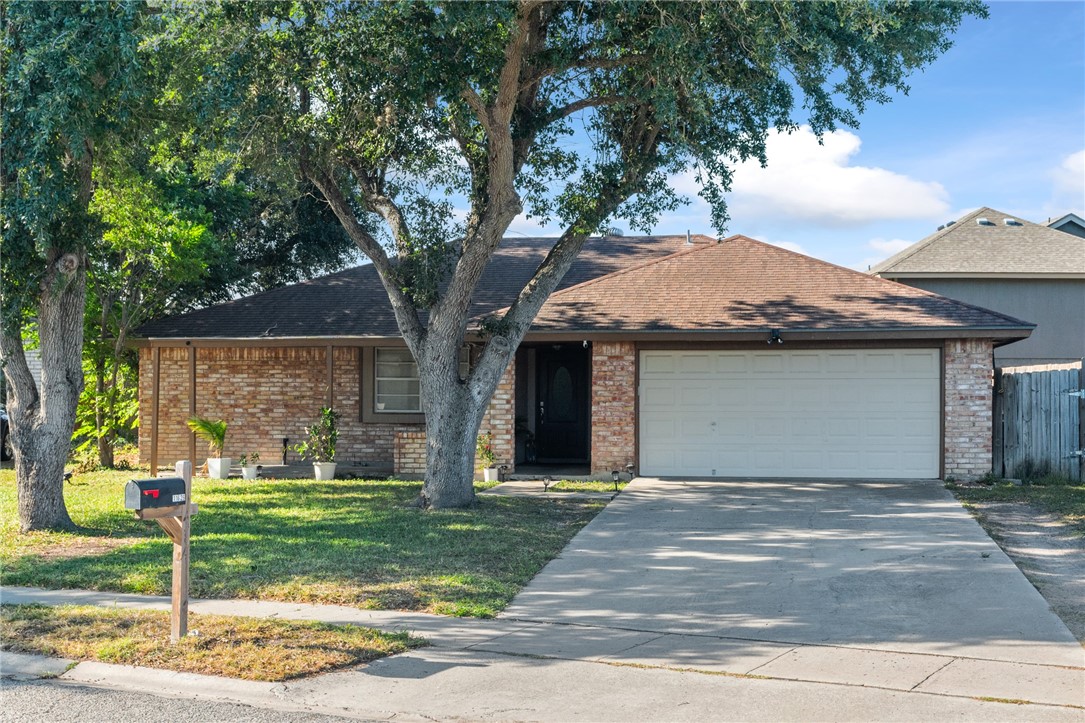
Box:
left=640, top=349, right=940, bottom=479
left=825, top=353, right=860, bottom=373
left=752, top=354, right=786, bottom=373
left=715, top=354, right=748, bottom=373
left=902, top=351, right=939, bottom=374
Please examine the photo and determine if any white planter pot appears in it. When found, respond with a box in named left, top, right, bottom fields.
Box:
left=241, top=465, right=259, bottom=480
left=314, top=462, right=337, bottom=481
left=207, top=457, right=231, bottom=479
left=483, top=467, right=500, bottom=483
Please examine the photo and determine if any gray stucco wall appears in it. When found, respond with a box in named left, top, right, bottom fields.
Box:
left=896, top=278, right=1085, bottom=365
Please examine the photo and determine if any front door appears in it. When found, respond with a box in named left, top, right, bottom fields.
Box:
left=535, top=346, right=590, bottom=463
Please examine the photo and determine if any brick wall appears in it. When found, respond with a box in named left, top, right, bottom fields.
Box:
left=478, top=357, right=516, bottom=471
left=394, top=430, right=427, bottom=476
left=944, top=339, right=994, bottom=480
left=590, top=341, right=636, bottom=475
left=138, top=346, right=416, bottom=470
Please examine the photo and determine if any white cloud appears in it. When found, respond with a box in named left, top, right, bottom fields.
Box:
left=854, top=237, right=915, bottom=272
left=723, top=127, right=951, bottom=227
left=749, top=234, right=808, bottom=256
left=867, top=238, right=913, bottom=255
left=507, top=213, right=561, bottom=238
left=1050, top=149, right=1085, bottom=213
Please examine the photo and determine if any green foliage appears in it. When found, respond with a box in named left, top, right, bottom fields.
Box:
left=295, top=407, right=339, bottom=463
left=163, top=2, right=983, bottom=287
left=186, top=417, right=227, bottom=458
left=476, top=433, right=496, bottom=469
left=0, top=0, right=152, bottom=322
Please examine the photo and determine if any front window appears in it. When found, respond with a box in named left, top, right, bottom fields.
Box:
left=375, top=348, right=421, bottom=413
left=373, top=347, right=471, bottom=414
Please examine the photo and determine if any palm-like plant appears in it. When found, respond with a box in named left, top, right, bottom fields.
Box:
left=187, top=416, right=227, bottom=458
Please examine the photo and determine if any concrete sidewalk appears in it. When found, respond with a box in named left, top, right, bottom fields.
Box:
left=2, top=586, right=1083, bottom=720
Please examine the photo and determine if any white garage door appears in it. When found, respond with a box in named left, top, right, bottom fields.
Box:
left=639, top=349, right=940, bottom=479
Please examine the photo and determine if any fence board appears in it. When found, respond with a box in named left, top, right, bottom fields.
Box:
left=994, top=362, right=1082, bottom=481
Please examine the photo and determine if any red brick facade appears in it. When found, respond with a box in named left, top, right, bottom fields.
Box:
left=590, top=341, right=637, bottom=475
left=943, top=339, right=995, bottom=480
left=138, top=346, right=414, bottom=470
left=139, top=345, right=517, bottom=476
left=478, top=359, right=516, bottom=472
left=393, top=430, right=427, bottom=476
left=140, top=339, right=998, bottom=481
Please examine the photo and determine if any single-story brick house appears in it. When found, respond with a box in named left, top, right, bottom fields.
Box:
left=135, top=234, right=1033, bottom=481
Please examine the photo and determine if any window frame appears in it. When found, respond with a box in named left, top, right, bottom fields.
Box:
left=359, top=345, right=472, bottom=424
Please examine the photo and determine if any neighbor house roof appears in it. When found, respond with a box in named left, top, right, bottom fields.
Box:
left=518, top=236, right=1034, bottom=339
left=135, top=234, right=705, bottom=340
left=1048, top=212, right=1085, bottom=239
left=869, top=207, right=1085, bottom=278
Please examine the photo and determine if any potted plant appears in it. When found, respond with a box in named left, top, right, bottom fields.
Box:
left=239, top=452, right=260, bottom=480
left=477, top=432, right=499, bottom=482
left=296, top=407, right=339, bottom=480
left=187, top=416, right=229, bottom=478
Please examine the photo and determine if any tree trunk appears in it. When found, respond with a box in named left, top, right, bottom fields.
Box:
left=16, top=425, right=76, bottom=531
left=93, top=319, right=114, bottom=468
left=420, top=385, right=486, bottom=508
left=418, top=333, right=516, bottom=508
left=1, top=251, right=86, bottom=531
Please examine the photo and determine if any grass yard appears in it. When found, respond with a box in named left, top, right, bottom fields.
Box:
left=0, top=470, right=606, bottom=617
left=0, top=604, right=421, bottom=681
left=550, top=479, right=627, bottom=493
left=948, top=476, right=1085, bottom=535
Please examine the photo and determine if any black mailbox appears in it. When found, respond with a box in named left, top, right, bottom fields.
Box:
left=125, top=478, right=187, bottom=511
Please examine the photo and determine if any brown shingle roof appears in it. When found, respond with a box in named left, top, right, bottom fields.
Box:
left=520, top=236, right=1033, bottom=335
left=869, top=207, right=1085, bottom=276
left=136, top=235, right=701, bottom=339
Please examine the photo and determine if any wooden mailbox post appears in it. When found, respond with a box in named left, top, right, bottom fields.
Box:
left=126, top=460, right=197, bottom=643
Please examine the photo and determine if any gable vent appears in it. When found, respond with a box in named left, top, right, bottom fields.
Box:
left=1004, top=218, right=1021, bottom=226
left=976, top=217, right=993, bottom=226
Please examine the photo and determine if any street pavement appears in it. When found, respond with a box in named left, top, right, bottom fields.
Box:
left=2, top=477, right=1083, bottom=721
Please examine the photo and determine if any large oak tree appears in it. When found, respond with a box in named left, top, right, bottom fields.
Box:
left=180, top=1, right=981, bottom=508
left=1, top=1, right=153, bottom=530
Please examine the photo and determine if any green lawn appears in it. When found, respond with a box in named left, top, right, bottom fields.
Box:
left=948, top=476, right=1085, bottom=535
left=0, top=470, right=605, bottom=617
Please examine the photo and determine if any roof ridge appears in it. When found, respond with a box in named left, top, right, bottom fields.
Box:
left=870, top=206, right=992, bottom=274
left=536, top=236, right=722, bottom=302
left=611, top=233, right=1037, bottom=328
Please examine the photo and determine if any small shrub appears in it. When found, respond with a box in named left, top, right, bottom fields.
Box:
left=186, top=417, right=227, bottom=457
left=476, top=433, right=496, bottom=468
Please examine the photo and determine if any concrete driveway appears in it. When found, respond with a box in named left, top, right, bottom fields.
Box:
left=500, top=478, right=1084, bottom=673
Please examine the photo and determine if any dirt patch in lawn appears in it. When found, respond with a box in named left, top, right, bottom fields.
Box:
left=966, top=500, right=1085, bottom=647
left=1, top=604, right=423, bottom=681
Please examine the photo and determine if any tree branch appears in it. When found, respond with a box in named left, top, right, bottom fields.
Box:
left=344, top=159, right=412, bottom=256
left=545, top=95, right=633, bottom=124
left=299, top=154, right=426, bottom=349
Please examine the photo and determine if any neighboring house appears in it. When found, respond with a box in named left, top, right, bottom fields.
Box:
left=870, top=207, right=1085, bottom=366
left=135, top=234, right=1032, bottom=482
left=1048, top=212, right=1085, bottom=239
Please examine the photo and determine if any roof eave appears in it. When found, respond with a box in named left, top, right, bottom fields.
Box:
left=877, top=272, right=1085, bottom=280
left=522, top=326, right=1034, bottom=343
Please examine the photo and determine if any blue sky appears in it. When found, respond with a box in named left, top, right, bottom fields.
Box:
left=507, top=1, right=1085, bottom=270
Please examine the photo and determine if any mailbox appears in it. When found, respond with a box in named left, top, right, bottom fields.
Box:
left=125, top=478, right=187, bottom=511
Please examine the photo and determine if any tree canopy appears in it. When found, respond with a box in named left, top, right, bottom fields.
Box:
left=162, top=0, right=984, bottom=507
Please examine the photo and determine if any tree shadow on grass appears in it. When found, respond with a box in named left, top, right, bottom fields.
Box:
left=3, top=479, right=604, bottom=616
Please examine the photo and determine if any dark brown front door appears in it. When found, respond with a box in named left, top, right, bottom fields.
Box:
left=535, top=346, right=590, bottom=463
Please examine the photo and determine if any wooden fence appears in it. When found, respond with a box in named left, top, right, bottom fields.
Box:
left=993, top=361, right=1084, bottom=481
